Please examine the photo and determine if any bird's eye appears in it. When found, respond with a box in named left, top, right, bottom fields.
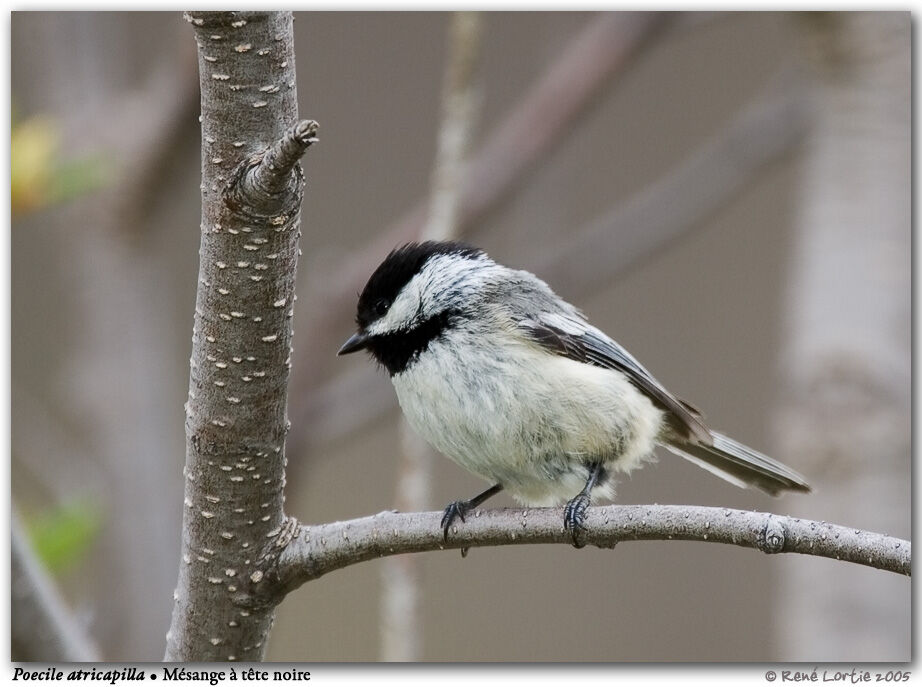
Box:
left=374, top=299, right=390, bottom=317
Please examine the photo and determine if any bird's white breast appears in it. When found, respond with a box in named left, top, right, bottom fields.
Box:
left=391, top=329, right=664, bottom=506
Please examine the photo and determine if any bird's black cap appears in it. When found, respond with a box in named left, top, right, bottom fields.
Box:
left=354, top=240, right=483, bottom=329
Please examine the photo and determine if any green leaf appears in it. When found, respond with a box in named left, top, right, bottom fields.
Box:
left=25, top=502, right=102, bottom=575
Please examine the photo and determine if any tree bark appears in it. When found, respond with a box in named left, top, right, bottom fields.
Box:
left=165, top=11, right=316, bottom=662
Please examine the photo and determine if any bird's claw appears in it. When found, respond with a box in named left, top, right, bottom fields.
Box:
left=441, top=499, right=471, bottom=541
left=563, top=492, right=591, bottom=548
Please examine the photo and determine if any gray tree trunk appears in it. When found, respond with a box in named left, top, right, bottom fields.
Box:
left=775, top=11, right=910, bottom=661
left=165, top=11, right=315, bottom=661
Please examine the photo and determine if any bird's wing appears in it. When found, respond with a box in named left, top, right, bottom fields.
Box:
left=518, top=310, right=713, bottom=445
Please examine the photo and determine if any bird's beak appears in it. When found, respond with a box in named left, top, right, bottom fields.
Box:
left=337, top=332, right=370, bottom=356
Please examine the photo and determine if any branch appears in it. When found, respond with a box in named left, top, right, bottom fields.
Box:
left=228, top=119, right=318, bottom=212
left=12, top=512, right=100, bottom=662
left=266, top=506, right=909, bottom=602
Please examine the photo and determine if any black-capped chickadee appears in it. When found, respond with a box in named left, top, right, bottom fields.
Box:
left=338, top=241, right=810, bottom=545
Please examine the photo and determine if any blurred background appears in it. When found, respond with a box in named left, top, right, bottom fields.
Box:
left=11, top=11, right=910, bottom=662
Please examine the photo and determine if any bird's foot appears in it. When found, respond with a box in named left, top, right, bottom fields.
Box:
left=441, top=499, right=473, bottom=541
left=563, top=492, right=591, bottom=548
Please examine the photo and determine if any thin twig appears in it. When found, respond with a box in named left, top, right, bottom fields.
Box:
left=236, top=120, right=319, bottom=202
left=267, top=506, right=909, bottom=604
left=423, top=11, right=483, bottom=243
left=381, top=11, right=484, bottom=662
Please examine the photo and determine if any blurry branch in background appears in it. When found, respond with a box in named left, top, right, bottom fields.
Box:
left=51, top=35, right=199, bottom=660
left=775, top=12, right=910, bottom=660
left=381, top=11, right=484, bottom=662
left=112, top=59, right=200, bottom=234
left=529, top=71, right=806, bottom=292
left=11, top=54, right=199, bottom=224
left=423, top=12, right=483, bottom=242
left=268, top=506, right=909, bottom=605
left=9, top=18, right=199, bottom=659
left=12, top=385, right=99, bottom=504
left=12, top=511, right=100, bottom=662
left=287, top=11, right=669, bottom=461
left=298, top=74, right=809, bottom=448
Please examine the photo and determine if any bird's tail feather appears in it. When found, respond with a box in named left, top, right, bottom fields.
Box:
left=665, top=432, right=811, bottom=496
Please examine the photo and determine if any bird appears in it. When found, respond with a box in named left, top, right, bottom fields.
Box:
left=337, top=240, right=810, bottom=546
